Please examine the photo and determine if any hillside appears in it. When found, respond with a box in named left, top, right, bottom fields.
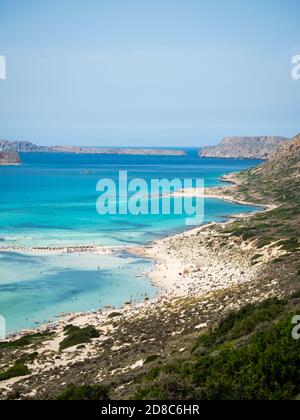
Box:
left=200, top=136, right=287, bottom=159
left=235, top=133, right=300, bottom=201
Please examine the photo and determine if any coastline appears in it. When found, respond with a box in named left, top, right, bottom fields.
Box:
left=0, top=183, right=277, bottom=340
left=171, top=188, right=275, bottom=211
left=0, top=185, right=274, bottom=255
left=0, top=177, right=285, bottom=397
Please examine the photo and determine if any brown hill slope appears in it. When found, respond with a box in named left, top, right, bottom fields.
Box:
left=234, top=133, right=300, bottom=204
left=200, top=136, right=287, bottom=160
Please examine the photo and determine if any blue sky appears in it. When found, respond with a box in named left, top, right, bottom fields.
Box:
left=0, top=0, right=299, bottom=147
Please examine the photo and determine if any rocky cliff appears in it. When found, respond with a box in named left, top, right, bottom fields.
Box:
left=0, top=151, right=21, bottom=165
left=0, top=140, right=21, bottom=165
left=200, top=136, right=288, bottom=159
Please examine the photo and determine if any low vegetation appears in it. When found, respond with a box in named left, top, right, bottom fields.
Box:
left=0, top=362, right=30, bottom=382
left=143, top=355, right=160, bottom=365
left=56, top=384, right=109, bottom=400
left=0, top=332, right=54, bottom=351
left=132, top=297, right=300, bottom=400
left=59, top=325, right=100, bottom=351
left=107, top=312, right=123, bottom=319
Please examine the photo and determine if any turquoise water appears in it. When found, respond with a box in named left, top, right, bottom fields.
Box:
left=0, top=152, right=261, bottom=332
left=0, top=251, right=155, bottom=332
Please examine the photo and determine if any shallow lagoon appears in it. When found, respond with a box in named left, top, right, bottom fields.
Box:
left=0, top=251, right=155, bottom=332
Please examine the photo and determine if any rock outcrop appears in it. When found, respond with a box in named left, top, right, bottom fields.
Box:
left=0, top=151, right=21, bottom=165
left=200, top=136, right=288, bottom=160
left=0, top=140, right=21, bottom=165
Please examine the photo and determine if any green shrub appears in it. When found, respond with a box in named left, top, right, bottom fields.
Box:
left=0, top=362, right=30, bottom=382
left=144, top=355, right=160, bottom=364
left=107, top=312, right=122, bottom=319
left=135, top=300, right=300, bottom=400
left=191, top=315, right=300, bottom=400
left=56, top=384, right=109, bottom=400
left=135, top=312, right=300, bottom=400
left=0, top=332, right=54, bottom=350
left=277, top=238, right=299, bottom=252
left=192, top=298, right=286, bottom=353
left=59, top=325, right=100, bottom=351
left=256, top=237, right=274, bottom=249
left=18, top=352, right=39, bottom=364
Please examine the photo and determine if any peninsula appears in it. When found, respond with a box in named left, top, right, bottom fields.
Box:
left=200, top=136, right=287, bottom=160
left=2, top=140, right=187, bottom=156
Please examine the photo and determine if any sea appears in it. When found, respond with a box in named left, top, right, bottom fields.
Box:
left=0, top=150, right=262, bottom=332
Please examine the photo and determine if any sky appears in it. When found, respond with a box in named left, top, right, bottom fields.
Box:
left=0, top=0, right=299, bottom=147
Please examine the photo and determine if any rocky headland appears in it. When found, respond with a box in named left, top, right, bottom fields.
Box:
left=200, top=136, right=287, bottom=159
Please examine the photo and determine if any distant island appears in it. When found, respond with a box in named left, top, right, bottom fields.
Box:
left=1, top=140, right=186, bottom=157
left=0, top=140, right=21, bottom=165
left=200, top=136, right=288, bottom=160
left=0, top=151, right=21, bottom=165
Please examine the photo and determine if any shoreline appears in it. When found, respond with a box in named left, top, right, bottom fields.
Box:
left=171, top=189, right=275, bottom=211
left=0, top=183, right=277, bottom=342
left=0, top=189, right=274, bottom=256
